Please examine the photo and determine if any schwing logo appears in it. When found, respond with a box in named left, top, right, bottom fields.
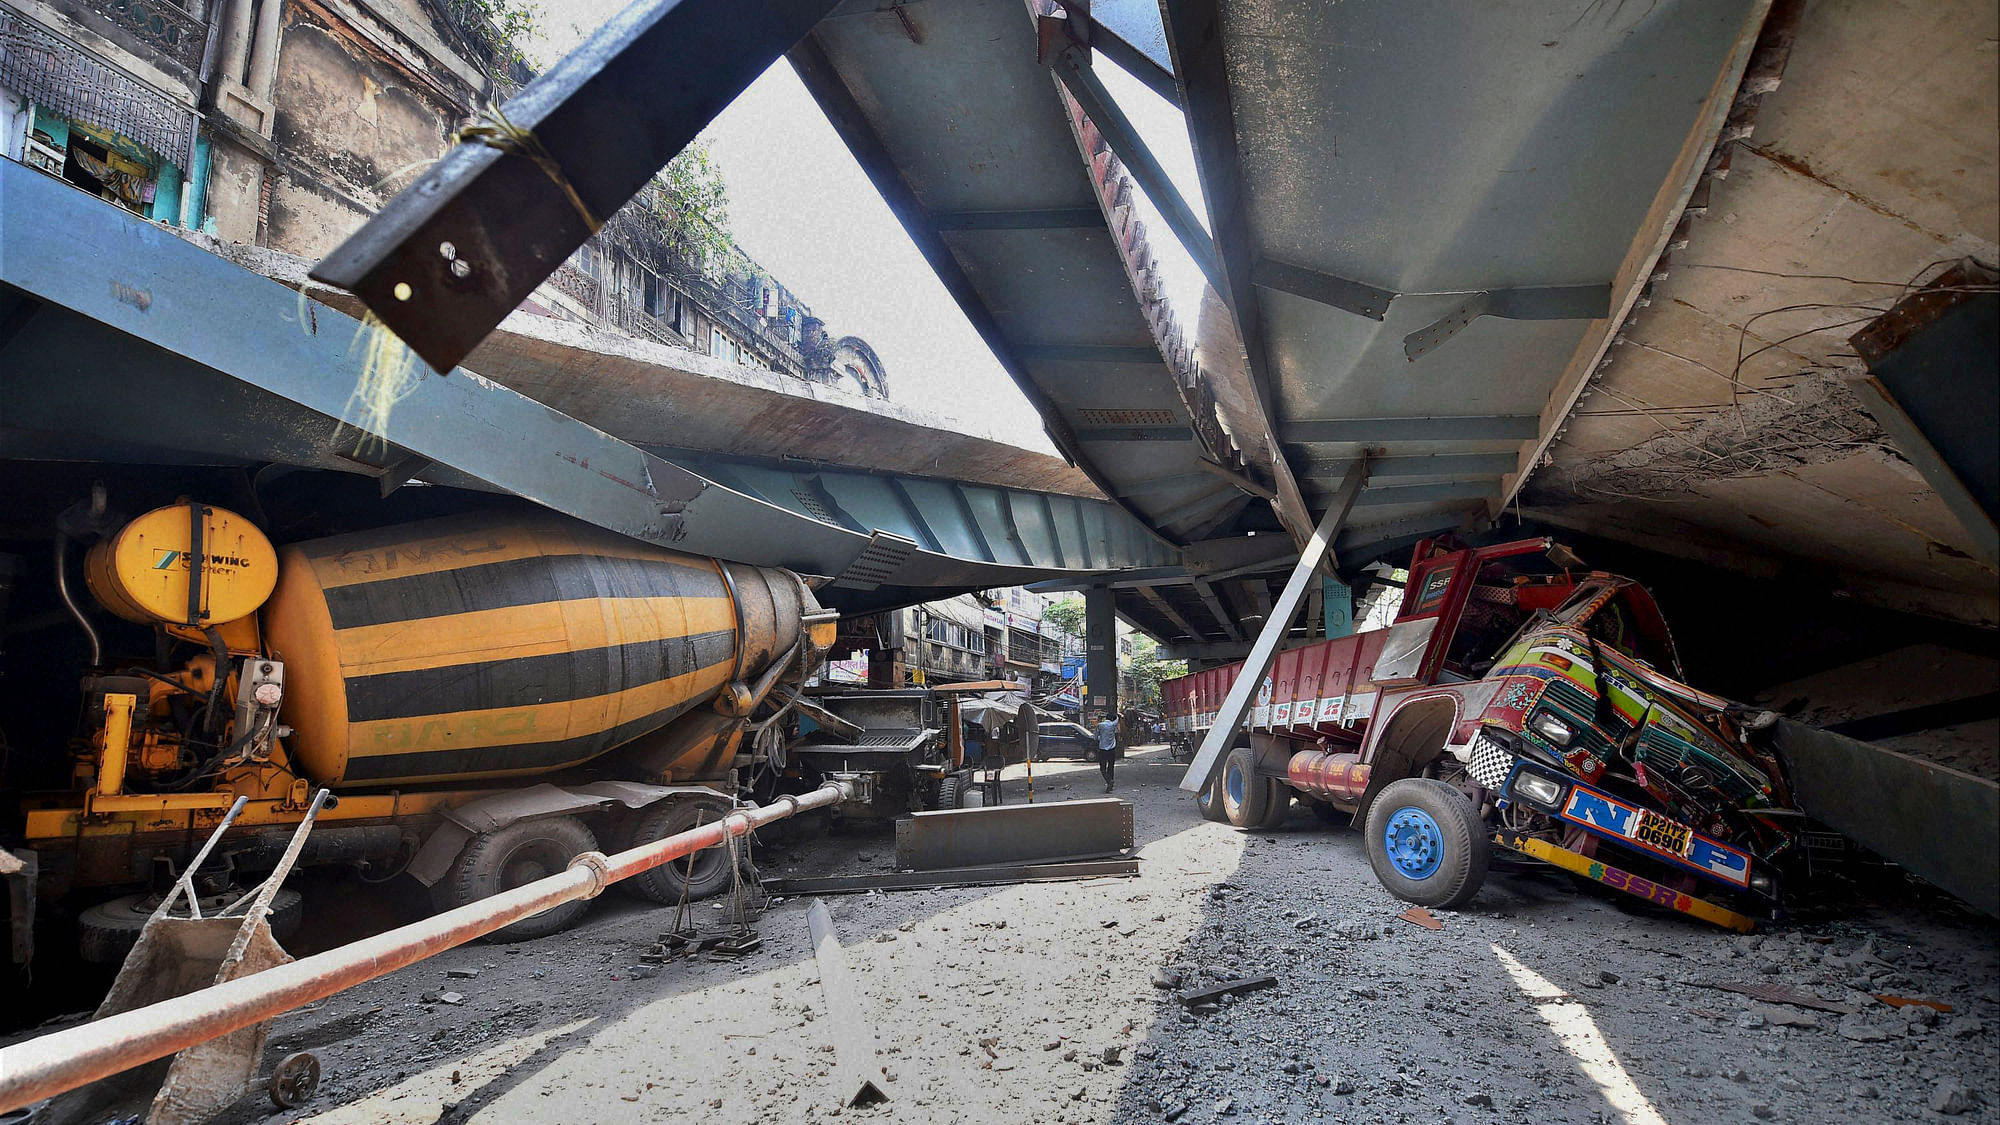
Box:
left=147, top=549, right=252, bottom=572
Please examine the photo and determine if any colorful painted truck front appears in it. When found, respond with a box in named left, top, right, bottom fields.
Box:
left=1164, top=537, right=1808, bottom=930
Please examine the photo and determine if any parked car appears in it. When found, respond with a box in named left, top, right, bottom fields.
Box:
left=1036, top=721, right=1098, bottom=759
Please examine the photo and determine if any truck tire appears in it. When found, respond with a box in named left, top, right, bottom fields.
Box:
left=1221, top=746, right=1273, bottom=829
left=938, top=775, right=966, bottom=810
left=438, top=816, right=597, bottom=942
left=620, top=798, right=740, bottom=905
left=79, top=888, right=304, bottom=965
left=1257, top=785, right=1293, bottom=829
left=1196, top=773, right=1226, bottom=822
left=1365, top=778, right=1489, bottom=910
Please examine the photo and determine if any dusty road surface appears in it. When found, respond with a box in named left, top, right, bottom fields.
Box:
left=193, top=747, right=1994, bottom=1125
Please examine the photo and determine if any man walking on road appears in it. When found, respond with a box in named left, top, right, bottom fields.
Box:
left=1093, top=711, right=1120, bottom=793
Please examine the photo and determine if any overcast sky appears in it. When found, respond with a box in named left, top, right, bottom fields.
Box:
left=533, top=8, right=1208, bottom=455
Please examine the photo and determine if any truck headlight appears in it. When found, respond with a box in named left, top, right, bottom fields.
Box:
left=1511, top=771, right=1566, bottom=810
left=1531, top=712, right=1574, bottom=746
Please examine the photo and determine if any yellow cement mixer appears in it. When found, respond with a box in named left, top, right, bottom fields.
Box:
left=19, top=501, right=834, bottom=958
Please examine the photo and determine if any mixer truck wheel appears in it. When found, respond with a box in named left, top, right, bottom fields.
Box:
left=79, top=888, right=304, bottom=965
left=439, top=816, right=598, bottom=942
left=620, top=798, right=741, bottom=905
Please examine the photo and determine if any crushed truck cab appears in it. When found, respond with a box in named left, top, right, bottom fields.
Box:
left=1166, top=537, right=1821, bottom=930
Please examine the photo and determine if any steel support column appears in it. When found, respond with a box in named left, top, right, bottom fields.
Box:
left=1179, top=459, right=1370, bottom=792
left=1086, top=584, right=1119, bottom=714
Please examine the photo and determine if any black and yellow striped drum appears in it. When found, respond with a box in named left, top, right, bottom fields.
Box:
left=263, top=514, right=817, bottom=788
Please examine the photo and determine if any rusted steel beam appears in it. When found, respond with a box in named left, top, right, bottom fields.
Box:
left=309, top=0, right=841, bottom=374
left=0, top=783, right=848, bottom=1114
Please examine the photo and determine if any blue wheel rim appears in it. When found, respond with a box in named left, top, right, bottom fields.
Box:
left=1382, top=805, right=1445, bottom=880
left=1226, top=763, right=1246, bottom=806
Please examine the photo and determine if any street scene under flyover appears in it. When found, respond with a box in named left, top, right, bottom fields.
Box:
left=0, top=0, right=1994, bottom=1122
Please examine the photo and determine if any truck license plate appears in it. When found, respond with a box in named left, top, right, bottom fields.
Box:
left=1633, top=809, right=1692, bottom=856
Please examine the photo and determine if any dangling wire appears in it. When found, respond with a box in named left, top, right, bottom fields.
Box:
left=337, top=311, right=423, bottom=458
left=453, top=105, right=602, bottom=235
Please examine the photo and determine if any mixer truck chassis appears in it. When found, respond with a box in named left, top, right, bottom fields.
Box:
left=3, top=495, right=836, bottom=965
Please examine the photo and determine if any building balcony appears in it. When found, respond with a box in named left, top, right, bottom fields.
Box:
left=0, top=3, right=200, bottom=169
left=22, top=0, right=208, bottom=79
left=547, top=261, right=601, bottom=313
left=90, top=0, right=203, bottom=71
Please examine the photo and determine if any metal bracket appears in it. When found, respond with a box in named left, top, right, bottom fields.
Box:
left=1403, top=284, right=1612, bottom=361
left=830, top=530, right=918, bottom=591
left=309, top=0, right=844, bottom=373
left=1252, top=257, right=1396, bottom=322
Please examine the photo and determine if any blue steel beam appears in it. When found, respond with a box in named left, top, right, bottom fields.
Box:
left=0, top=162, right=1177, bottom=611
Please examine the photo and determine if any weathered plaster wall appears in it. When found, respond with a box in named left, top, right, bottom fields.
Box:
left=265, top=1, right=466, bottom=258
left=205, top=140, right=266, bottom=245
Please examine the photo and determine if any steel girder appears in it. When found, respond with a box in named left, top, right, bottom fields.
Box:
left=0, top=162, right=1175, bottom=612
left=1160, top=0, right=1772, bottom=533
left=310, top=0, right=845, bottom=375
left=789, top=0, right=1286, bottom=551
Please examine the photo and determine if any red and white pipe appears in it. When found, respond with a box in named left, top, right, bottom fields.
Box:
left=0, top=782, right=848, bottom=1114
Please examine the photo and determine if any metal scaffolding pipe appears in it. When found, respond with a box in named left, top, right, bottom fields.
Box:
left=0, top=783, right=848, bottom=1114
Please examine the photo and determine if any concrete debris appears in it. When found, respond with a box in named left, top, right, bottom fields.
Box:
left=1930, top=1080, right=1979, bottom=1116
left=1745, top=1003, right=1821, bottom=1029
left=1398, top=906, right=1443, bottom=931
left=1837, top=1016, right=1896, bottom=1043
left=143, top=753, right=1998, bottom=1124
left=1331, top=917, right=1380, bottom=941
left=1178, top=975, right=1277, bottom=1008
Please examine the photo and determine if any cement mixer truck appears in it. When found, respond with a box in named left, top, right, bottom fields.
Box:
left=2, top=492, right=835, bottom=966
